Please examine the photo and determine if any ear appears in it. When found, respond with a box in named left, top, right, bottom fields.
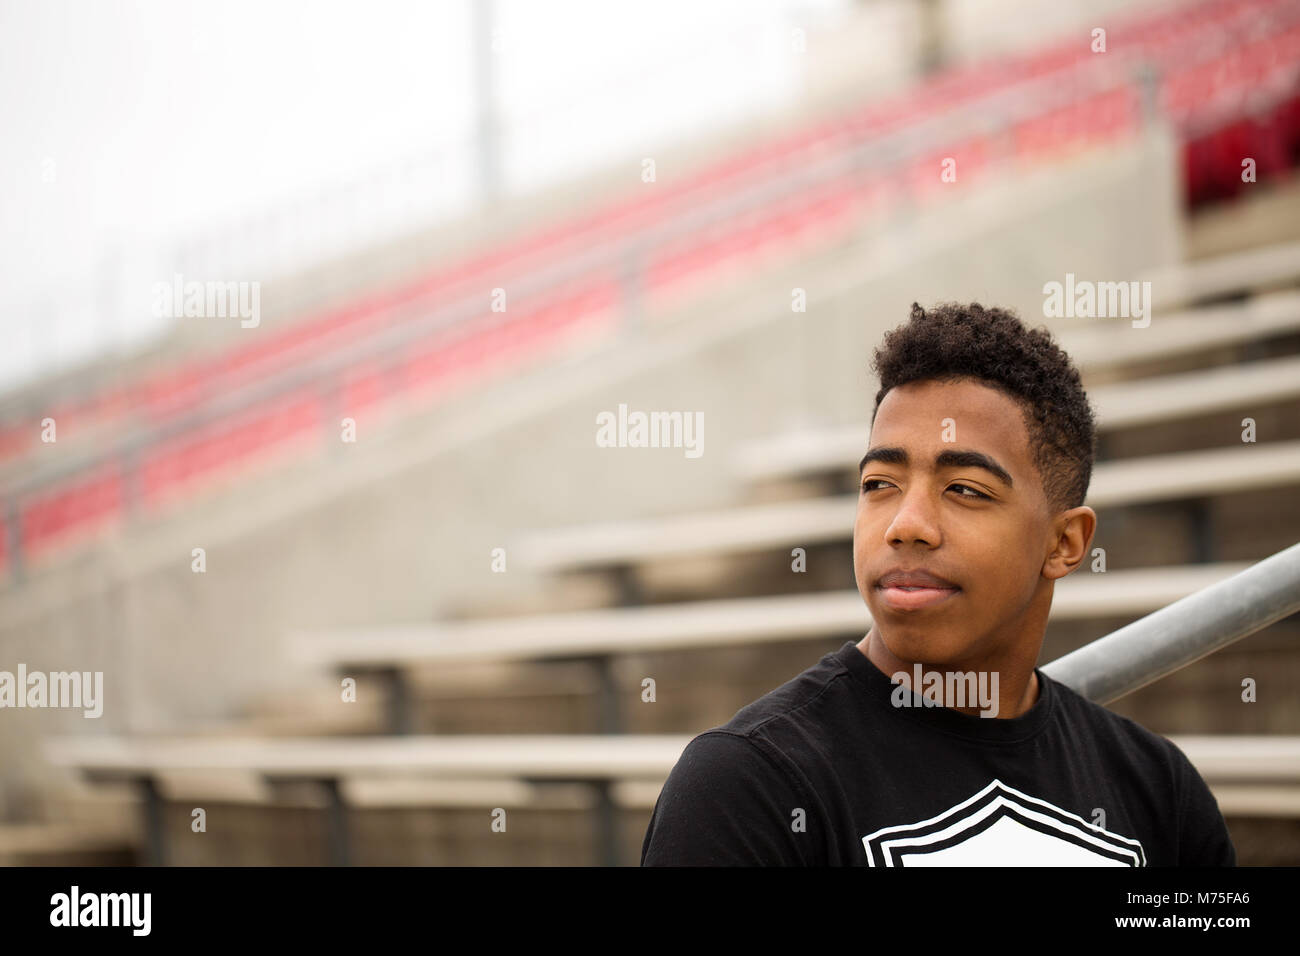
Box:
left=1043, top=506, right=1096, bottom=581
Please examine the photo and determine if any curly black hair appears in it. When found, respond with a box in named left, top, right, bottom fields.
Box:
left=870, top=301, right=1097, bottom=513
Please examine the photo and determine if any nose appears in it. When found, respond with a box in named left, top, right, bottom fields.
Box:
left=880, top=484, right=942, bottom=548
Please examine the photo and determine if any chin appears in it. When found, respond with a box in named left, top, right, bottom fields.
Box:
left=873, top=620, right=973, bottom=667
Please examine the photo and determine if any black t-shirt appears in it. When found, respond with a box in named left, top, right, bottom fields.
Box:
left=640, top=641, right=1235, bottom=866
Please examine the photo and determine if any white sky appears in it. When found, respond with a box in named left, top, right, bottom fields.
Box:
left=0, top=0, right=848, bottom=391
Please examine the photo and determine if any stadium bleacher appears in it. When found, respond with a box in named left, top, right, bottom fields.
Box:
left=3, top=0, right=1299, bottom=579
left=8, top=0, right=1300, bottom=866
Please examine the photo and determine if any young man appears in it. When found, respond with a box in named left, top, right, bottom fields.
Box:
left=640, top=301, right=1236, bottom=866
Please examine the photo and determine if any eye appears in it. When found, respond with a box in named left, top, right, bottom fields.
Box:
left=861, top=479, right=989, bottom=500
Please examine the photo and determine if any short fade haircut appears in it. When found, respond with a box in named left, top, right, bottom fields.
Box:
left=869, top=301, right=1097, bottom=514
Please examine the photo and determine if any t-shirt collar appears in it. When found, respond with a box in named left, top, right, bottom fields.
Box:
left=834, top=640, right=1055, bottom=744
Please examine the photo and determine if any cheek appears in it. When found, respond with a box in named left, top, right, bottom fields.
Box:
left=851, top=512, right=872, bottom=581
left=970, top=528, right=1044, bottom=609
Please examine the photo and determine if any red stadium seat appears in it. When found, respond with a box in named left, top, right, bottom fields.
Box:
left=7, top=0, right=1300, bottom=567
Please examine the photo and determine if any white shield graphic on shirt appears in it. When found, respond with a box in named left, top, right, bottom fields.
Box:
left=861, top=778, right=1145, bottom=866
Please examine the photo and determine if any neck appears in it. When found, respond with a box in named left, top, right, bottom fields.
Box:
left=856, top=628, right=1041, bottom=719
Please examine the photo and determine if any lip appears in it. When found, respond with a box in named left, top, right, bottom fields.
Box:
left=877, top=584, right=960, bottom=611
left=878, top=568, right=958, bottom=589
left=875, top=567, right=960, bottom=612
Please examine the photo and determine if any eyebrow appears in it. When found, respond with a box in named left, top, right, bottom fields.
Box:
left=858, top=446, right=1015, bottom=488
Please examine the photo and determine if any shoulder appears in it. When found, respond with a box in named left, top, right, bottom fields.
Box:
left=1039, top=675, right=1235, bottom=865
left=664, top=729, right=793, bottom=794
left=694, top=647, right=856, bottom=779
left=718, top=645, right=857, bottom=740
left=640, top=651, right=852, bottom=866
left=663, top=648, right=857, bottom=803
left=1045, top=673, right=1189, bottom=780
left=641, top=730, right=821, bottom=866
left=1044, top=674, right=1226, bottom=831
left=668, top=665, right=844, bottom=797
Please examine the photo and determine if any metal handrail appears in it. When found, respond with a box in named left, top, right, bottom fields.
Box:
left=1043, top=541, right=1300, bottom=704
